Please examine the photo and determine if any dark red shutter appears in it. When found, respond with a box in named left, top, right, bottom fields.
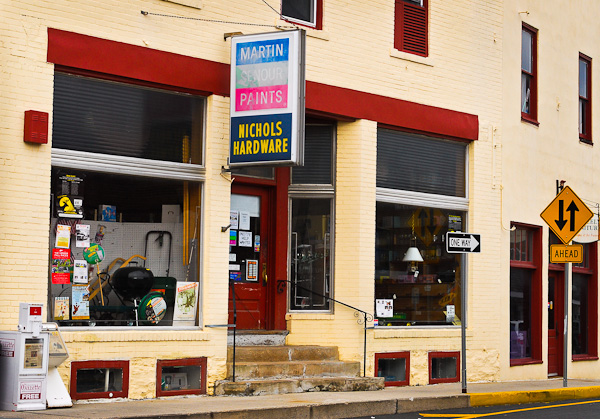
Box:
left=395, top=1, right=428, bottom=57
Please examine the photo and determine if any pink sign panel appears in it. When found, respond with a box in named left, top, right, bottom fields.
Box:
left=236, top=85, right=288, bottom=111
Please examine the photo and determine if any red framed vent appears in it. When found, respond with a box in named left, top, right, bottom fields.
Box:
left=24, top=110, right=49, bottom=144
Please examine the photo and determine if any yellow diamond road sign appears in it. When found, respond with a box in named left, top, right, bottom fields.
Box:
left=540, top=186, right=594, bottom=245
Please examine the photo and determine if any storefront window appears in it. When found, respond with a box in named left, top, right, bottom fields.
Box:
left=49, top=72, right=204, bottom=327
left=289, top=124, right=334, bottom=312
left=375, top=129, right=467, bottom=326
left=375, top=203, right=464, bottom=326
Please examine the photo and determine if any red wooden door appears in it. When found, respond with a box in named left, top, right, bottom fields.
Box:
left=228, top=185, right=270, bottom=329
left=548, top=271, right=564, bottom=376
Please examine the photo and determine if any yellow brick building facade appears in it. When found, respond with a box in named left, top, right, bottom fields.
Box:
left=0, top=0, right=598, bottom=401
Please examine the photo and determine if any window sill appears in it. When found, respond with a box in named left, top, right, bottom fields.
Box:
left=579, top=138, right=593, bottom=146
left=286, top=313, right=334, bottom=320
left=61, top=329, right=210, bottom=343
left=573, top=355, right=599, bottom=361
left=510, top=358, right=543, bottom=366
left=390, top=48, right=434, bottom=67
left=521, top=115, right=539, bottom=126
left=276, top=20, right=330, bottom=41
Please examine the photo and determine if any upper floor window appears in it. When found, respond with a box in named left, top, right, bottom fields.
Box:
left=521, top=24, right=538, bottom=123
left=579, top=54, right=592, bottom=143
left=281, top=0, right=322, bottom=29
left=394, top=0, right=428, bottom=57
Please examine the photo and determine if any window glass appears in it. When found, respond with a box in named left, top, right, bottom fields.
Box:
left=521, top=30, right=532, bottom=73
left=510, top=267, right=532, bottom=358
left=50, top=72, right=203, bottom=328
left=579, top=59, right=588, bottom=98
left=53, top=73, right=204, bottom=164
left=374, top=203, right=464, bottom=326
left=281, top=0, right=315, bottom=26
left=377, top=130, right=466, bottom=197
left=290, top=198, right=331, bottom=310
left=572, top=273, right=589, bottom=355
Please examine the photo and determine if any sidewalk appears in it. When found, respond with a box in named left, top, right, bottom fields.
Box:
left=3, top=379, right=600, bottom=419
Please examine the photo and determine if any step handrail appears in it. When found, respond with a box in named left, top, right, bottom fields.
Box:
left=283, top=279, right=374, bottom=377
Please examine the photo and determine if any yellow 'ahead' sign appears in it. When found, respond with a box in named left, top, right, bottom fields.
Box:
left=549, top=244, right=583, bottom=263
left=540, top=186, right=593, bottom=245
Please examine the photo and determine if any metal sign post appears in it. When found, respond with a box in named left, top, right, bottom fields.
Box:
left=445, top=232, right=481, bottom=394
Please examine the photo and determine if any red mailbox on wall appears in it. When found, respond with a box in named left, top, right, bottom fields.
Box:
left=24, top=111, right=49, bottom=144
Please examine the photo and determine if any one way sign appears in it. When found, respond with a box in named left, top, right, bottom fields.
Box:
left=446, top=232, right=481, bottom=253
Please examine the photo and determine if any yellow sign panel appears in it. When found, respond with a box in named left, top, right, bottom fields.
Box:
left=550, top=244, right=584, bottom=263
left=540, top=186, right=593, bottom=245
left=410, top=208, right=444, bottom=247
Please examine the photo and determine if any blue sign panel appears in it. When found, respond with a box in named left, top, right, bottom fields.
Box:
left=230, top=113, right=292, bottom=164
left=236, top=39, right=289, bottom=65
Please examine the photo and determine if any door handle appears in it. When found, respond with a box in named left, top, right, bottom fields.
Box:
left=262, top=263, right=268, bottom=284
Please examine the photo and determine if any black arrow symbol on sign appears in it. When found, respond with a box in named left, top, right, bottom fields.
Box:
left=566, top=200, right=579, bottom=231
left=555, top=200, right=567, bottom=230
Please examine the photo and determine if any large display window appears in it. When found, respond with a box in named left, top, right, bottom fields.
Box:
left=49, top=72, right=205, bottom=328
left=375, top=129, right=468, bottom=327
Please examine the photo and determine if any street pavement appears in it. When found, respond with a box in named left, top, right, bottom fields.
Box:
left=2, top=379, right=600, bottom=419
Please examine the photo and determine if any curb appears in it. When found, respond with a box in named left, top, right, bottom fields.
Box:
left=469, top=385, right=600, bottom=407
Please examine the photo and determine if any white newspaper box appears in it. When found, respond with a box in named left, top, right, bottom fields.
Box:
left=0, top=303, right=49, bottom=411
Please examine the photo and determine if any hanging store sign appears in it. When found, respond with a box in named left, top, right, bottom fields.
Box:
left=573, top=213, right=599, bottom=243
left=229, top=29, right=305, bottom=166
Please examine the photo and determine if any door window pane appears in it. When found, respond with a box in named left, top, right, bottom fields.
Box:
left=290, top=198, right=331, bottom=310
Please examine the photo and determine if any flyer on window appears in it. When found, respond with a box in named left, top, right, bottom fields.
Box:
left=173, top=281, right=198, bottom=325
left=51, top=248, right=71, bottom=284
left=73, top=260, right=88, bottom=284
left=55, top=224, right=71, bottom=249
left=54, top=297, right=70, bottom=320
left=76, top=224, right=90, bottom=247
left=71, top=284, right=89, bottom=320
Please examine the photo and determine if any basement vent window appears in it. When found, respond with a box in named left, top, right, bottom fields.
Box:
left=71, top=360, right=129, bottom=400
left=428, top=351, right=459, bottom=384
left=375, top=352, right=409, bottom=386
left=156, top=358, right=207, bottom=397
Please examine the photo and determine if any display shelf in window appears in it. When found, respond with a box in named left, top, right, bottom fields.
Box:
left=156, top=357, right=207, bottom=397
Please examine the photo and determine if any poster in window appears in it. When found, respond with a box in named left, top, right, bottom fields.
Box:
left=229, top=230, right=237, bottom=246
left=173, top=281, right=198, bottom=325
left=239, top=211, right=250, bottom=231
left=76, top=224, right=90, bottom=248
left=56, top=172, right=84, bottom=219
left=53, top=297, right=70, bottom=321
left=448, top=215, right=462, bottom=232
left=230, top=211, right=239, bottom=230
left=71, top=284, right=90, bottom=320
left=51, top=248, right=71, bottom=284
left=376, top=299, right=394, bottom=318
left=239, top=231, right=253, bottom=247
left=73, top=260, right=88, bottom=284
left=246, top=259, right=258, bottom=281
left=55, top=224, right=71, bottom=249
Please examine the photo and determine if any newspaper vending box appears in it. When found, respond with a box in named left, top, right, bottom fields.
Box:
left=0, top=303, right=49, bottom=411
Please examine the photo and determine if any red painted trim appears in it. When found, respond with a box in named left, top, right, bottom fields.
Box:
left=70, top=360, right=129, bottom=400
left=306, top=82, right=478, bottom=141
left=47, top=28, right=478, bottom=141
left=510, top=358, right=543, bottom=366
left=47, top=28, right=229, bottom=96
left=375, top=351, right=410, bottom=387
left=273, top=167, right=290, bottom=330
left=428, top=351, right=460, bottom=384
left=156, top=357, right=207, bottom=397
left=579, top=53, right=592, bottom=143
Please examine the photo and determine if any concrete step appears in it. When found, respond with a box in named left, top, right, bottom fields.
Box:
left=228, top=330, right=289, bottom=346
left=214, top=376, right=385, bottom=396
left=228, top=360, right=361, bottom=380
left=228, top=345, right=339, bottom=363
